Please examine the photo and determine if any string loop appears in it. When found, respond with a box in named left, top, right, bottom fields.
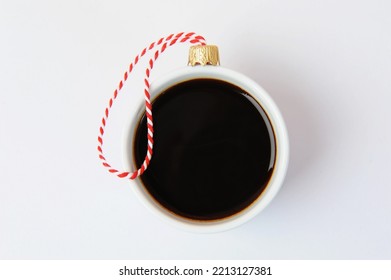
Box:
left=97, top=32, right=206, bottom=180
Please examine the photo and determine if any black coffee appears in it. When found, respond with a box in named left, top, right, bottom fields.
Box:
left=133, top=79, right=276, bottom=220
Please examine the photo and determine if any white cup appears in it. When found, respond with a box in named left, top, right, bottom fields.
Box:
left=123, top=65, right=289, bottom=233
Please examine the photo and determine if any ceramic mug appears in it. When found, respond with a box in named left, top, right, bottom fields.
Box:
left=123, top=65, right=289, bottom=233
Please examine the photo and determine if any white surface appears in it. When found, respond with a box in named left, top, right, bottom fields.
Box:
left=0, top=0, right=390, bottom=259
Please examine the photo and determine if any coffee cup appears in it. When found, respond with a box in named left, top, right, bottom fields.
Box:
left=123, top=62, right=289, bottom=233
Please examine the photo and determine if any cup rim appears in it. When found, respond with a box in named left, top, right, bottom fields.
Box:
left=123, top=66, right=289, bottom=233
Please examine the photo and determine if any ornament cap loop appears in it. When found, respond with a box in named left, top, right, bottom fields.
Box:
left=188, top=45, right=220, bottom=66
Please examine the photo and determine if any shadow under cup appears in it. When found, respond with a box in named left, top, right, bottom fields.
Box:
left=124, top=67, right=288, bottom=232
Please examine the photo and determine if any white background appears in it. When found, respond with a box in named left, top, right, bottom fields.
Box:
left=1, top=0, right=390, bottom=259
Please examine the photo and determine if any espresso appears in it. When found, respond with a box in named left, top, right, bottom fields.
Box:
left=133, top=79, right=276, bottom=220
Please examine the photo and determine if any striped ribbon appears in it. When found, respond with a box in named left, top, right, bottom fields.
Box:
left=97, top=32, right=206, bottom=179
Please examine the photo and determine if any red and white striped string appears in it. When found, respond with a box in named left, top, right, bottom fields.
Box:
left=97, top=32, right=206, bottom=180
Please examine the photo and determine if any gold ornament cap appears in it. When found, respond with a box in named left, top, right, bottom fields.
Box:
left=188, top=45, right=220, bottom=66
